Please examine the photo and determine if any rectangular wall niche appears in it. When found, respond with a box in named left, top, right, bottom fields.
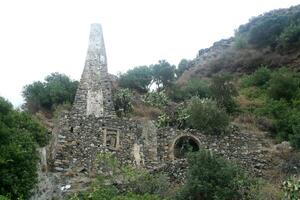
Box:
left=103, top=128, right=120, bottom=150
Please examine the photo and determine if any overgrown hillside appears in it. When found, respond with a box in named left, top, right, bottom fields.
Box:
left=2, top=5, right=300, bottom=200
left=178, top=4, right=300, bottom=83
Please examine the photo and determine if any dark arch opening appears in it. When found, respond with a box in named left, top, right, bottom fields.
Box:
left=174, top=136, right=200, bottom=159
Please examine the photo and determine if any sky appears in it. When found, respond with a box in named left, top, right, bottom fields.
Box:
left=0, top=0, right=300, bottom=106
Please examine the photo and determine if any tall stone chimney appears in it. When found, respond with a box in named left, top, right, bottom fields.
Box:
left=72, top=24, right=114, bottom=117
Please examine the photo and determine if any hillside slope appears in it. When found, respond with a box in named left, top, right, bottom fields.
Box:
left=178, top=4, right=300, bottom=84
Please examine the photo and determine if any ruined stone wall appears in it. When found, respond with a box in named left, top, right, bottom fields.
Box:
left=53, top=113, right=146, bottom=173
left=156, top=127, right=270, bottom=176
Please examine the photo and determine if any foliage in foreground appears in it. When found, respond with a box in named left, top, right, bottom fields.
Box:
left=0, top=97, right=48, bottom=199
left=282, top=176, right=300, bottom=200
left=22, top=72, right=78, bottom=113
left=175, top=150, right=253, bottom=200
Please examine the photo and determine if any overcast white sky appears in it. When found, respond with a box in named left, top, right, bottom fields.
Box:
left=1, top=0, right=300, bottom=106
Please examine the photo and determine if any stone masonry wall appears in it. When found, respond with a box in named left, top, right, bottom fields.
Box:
left=156, top=126, right=270, bottom=176
left=72, top=24, right=114, bottom=117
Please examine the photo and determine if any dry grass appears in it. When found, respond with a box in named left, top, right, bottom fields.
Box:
left=233, top=113, right=260, bottom=132
left=132, top=103, right=162, bottom=120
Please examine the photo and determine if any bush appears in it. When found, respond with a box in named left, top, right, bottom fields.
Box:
left=282, top=176, right=300, bottom=200
left=119, top=66, right=152, bottom=93
left=168, top=79, right=210, bottom=102
left=210, top=75, right=238, bottom=114
left=241, top=66, right=271, bottom=88
left=112, top=193, right=161, bottom=200
left=186, top=98, right=229, bottom=135
left=175, top=150, right=252, bottom=200
left=234, top=35, right=247, bottom=49
left=268, top=68, right=299, bottom=101
left=67, top=152, right=170, bottom=200
left=254, top=99, right=300, bottom=148
left=113, top=89, right=133, bottom=117
left=0, top=97, right=48, bottom=199
left=128, top=173, right=170, bottom=197
left=142, top=91, right=168, bottom=108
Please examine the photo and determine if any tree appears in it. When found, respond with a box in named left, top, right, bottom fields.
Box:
left=176, top=59, right=191, bottom=78
left=150, top=60, right=175, bottom=89
left=119, top=66, right=152, bottom=93
left=22, top=72, right=78, bottom=113
left=0, top=96, right=48, bottom=199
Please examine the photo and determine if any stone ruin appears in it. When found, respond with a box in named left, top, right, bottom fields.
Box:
left=46, top=24, right=271, bottom=196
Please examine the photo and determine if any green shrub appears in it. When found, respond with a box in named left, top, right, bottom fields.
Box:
left=175, top=150, right=252, bottom=200
left=0, top=196, right=10, bottom=200
left=234, top=35, right=247, bottom=49
left=142, top=91, right=168, bottom=108
left=268, top=68, right=300, bottom=101
left=112, top=193, right=162, bottom=200
left=113, top=89, right=133, bottom=117
left=185, top=78, right=210, bottom=98
left=89, top=187, right=118, bottom=200
left=254, top=99, right=300, bottom=148
left=282, top=176, right=300, bottom=200
left=156, top=113, right=170, bottom=128
left=119, top=66, right=152, bottom=93
left=128, top=173, right=170, bottom=197
left=168, top=79, right=210, bottom=102
left=241, top=66, right=271, bottom=88
left=186, top=98, right=229, bottom=135
left=210, top=75, right=238, bottom=114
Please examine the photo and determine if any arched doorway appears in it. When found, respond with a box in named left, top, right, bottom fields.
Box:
left=173, top=135, right=200, bottom=159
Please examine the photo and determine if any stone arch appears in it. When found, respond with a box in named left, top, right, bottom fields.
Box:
left=170, top=134, right=201, bottom=160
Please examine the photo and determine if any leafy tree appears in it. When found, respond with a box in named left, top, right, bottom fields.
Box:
left=113, top=89, right=133, bottom=117
left=186, top=98, right=229, bottom=135
left=119, top=66, right=152, bottom=93
left=176, top=59, right=191, bottom=78
left=22, top=72, right=78, bottom=113
left=210, top=75, right=238, bottom=114
left=175, top=150, right=252, bottom=200
left=0, top=96, right=48, bottom=199
left=150, top=60, right=175, bottom=89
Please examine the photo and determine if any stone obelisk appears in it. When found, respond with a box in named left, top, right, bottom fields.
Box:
left=72, top=24, right=114, bottom=117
